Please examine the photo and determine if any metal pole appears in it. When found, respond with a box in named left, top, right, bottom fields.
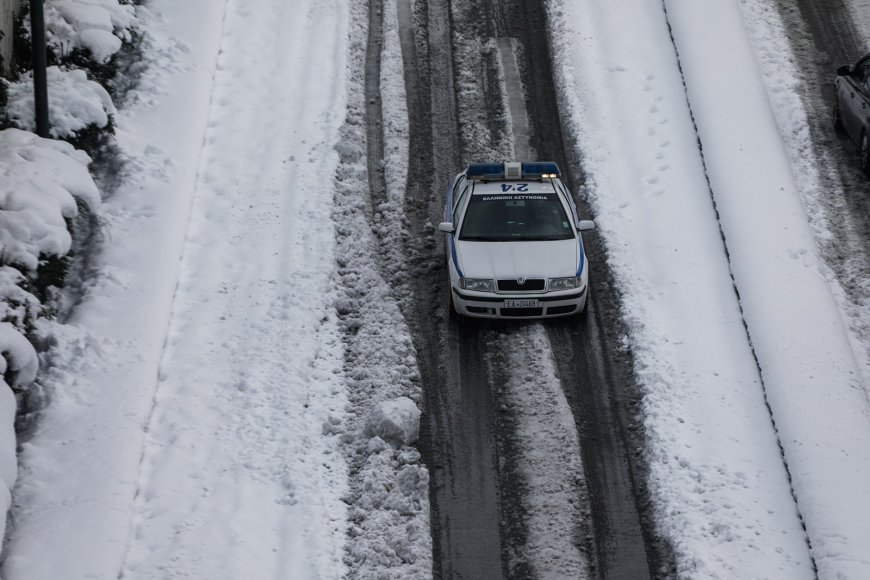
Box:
left=29, top=0, right=49, bottom=137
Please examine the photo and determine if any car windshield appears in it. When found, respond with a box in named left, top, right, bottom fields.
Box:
left=459, top=192, right=575, bottom=241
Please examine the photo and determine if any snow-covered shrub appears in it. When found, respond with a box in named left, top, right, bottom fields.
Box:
left=3, top=66, right=115, bottom=154
left=19, top=0, right=140, bottom=87
left=0, top=127, right=100, bottom=558
left=44, top=0, right=137, bottom=63
left=0, top=266, right=41, bottom=335
left=0, top=321, right=36, bottom=550
left=0, top=128, right=99, bottom=275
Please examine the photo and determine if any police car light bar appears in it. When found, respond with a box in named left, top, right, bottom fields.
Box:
left=521, top=162, right=561, bottom=178
left=465, top=161, right=561, bottom=180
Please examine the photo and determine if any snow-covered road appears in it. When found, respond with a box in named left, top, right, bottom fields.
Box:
left=550, top=0, right=870, bottom=576
left=1, top=0, right=869, bottom=577
left=3, top=0, right=352, bottom=578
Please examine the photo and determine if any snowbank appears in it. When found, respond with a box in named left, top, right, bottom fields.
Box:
left=0, top=128, right=99, bottom=270
left=0, top=128, right=96, bottom=567
left=664, top=1, right=870, bottom=576
left=5, top=66, right=115, bottom=138
left=331, top=2, right=432, bottom=577
left=547, top=0, right=817, bottom=577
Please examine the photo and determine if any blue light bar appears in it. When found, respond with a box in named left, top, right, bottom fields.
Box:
left=521, top=162, right=561, bottom=178
left=465, top=161, right=562, bottom=180
left=466, top=163, right=505, bottom=180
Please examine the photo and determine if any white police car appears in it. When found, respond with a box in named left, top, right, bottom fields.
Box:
left=439, top=161, right=594, bottom=319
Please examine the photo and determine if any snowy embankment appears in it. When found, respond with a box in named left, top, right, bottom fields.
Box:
left=664, top=1, right=870, bottom=576
left=548, top=0, right=817, bottom=577
left=2, top=0, right=229, bottom=576
left=735, top=0, right=870, bottom=388
left=0, top=128, right=100, bottom=558
left=331, top=0, right=431, bottom=576
left=845, top=0, right=870, bottom=48
left=3, top=0, right=429, bottom=577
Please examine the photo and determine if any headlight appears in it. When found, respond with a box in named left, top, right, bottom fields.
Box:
left=460, top=278, right=494, bottom=292
left=549, top=277, right=581, bottom=291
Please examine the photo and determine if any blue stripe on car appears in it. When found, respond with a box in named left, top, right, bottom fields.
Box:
left=575, top=236, right=585, bottom=276
left=450, top=235, right=464, bottom=278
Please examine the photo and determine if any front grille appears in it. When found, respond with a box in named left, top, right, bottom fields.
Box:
left=497, top=278, right=545, bottom=292
left=501, top=307, right=544, bottom=317
left=547, top=305, right=577, bottom=315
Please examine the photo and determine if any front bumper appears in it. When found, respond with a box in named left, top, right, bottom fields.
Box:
left=451, top=286, right=587, bottom=319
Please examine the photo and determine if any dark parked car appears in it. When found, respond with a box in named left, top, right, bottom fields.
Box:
left=834, top=53, right=870, bottom=175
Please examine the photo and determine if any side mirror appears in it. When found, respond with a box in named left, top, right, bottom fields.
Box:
left=576, top=220, right=595, bottom=232
left=837, top=64, right=852, bottom=76
left=438, top=222, right=455, bottom=233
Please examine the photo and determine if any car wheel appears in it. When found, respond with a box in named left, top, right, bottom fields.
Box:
left=447, top=286, right=458, bottom=319
left=862, top=133, right=870, bottom=177
left=578, top=290, right=590, bottom=319
left=833, top=92, right=845, bottom=133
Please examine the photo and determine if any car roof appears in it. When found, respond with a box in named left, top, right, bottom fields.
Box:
left=471, top=180, right=557, bottom=195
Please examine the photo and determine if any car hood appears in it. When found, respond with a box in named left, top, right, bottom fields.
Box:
left=455, top=238, right=579, bottom=279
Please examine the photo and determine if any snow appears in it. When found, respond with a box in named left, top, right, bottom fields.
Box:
left=494, top=327, right=590, bottom=578
left=0, top=128, right=99, bottom=269
left=4, top=66, right=115, bottom=138
left=0, top=322, right=35, bottom=545
left=3, top=0, right=352, bottom=577
left=0, top=127, right=99, bottom=567
left=328, top=1, right=432, bottom=575
left=2, top=0, right=869, bottom=576
left=664, top=1, right=870, bottom=575
left=366, top=397, right=421, bottom=447
left=548, top=0, right=820, bottom=577
left=845, top=0, right=870, bottom=50
left=41, top=0, right=137, bottom=63
left=736, top=0, right=870, bottom=385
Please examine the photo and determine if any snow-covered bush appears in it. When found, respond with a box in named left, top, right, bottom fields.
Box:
left=0, top=128, right=100, bottom=272
left=17, top=0, right=140, bottom=88
left=4, top=66, right=115, bottom=144
left=42, top=0, right=137, bottom=64
left=45, top=0, right=136, bottom=63
left=0, top=127, right=99, bottom=559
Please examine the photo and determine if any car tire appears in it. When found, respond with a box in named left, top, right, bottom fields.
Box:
left=833, top=91, right=846, bottom=133
left=578, top=290, right=590, bottom=319
left=862, top=132, right=870, bottom=177
left=447, top=286, right=459, bottom=320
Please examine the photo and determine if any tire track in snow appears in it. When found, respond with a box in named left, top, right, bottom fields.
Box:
left=391, top=0, right=509, bottom=576
left=485, top=0, right=662, bottom=575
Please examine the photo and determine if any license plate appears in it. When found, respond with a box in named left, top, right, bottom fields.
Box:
left=504, top=298, right=538, bottom=308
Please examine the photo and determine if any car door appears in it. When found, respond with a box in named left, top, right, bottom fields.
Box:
left=861, top=70, right=870, bottom=138
left=843, top=58, right=870, bottom=141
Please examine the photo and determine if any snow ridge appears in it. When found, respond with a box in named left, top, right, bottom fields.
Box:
left=546, top=0, right=819, bottom=576
left=331, top=0, right=431, bottom=577
left=656, top=1, right=817, bottom=572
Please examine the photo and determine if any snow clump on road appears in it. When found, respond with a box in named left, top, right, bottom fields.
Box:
left=366, top=397, right=421, bottom=447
